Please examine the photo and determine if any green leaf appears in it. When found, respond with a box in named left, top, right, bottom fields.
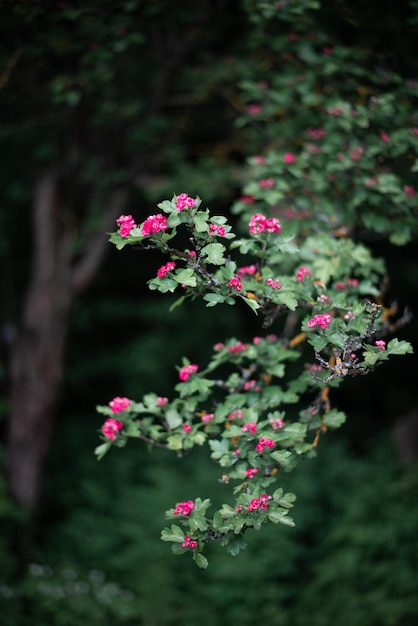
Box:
left=275, top=291, right=298, bottom=311
left=193, top=552, right=209, bottom=569
left=387, top=339, right=413, bottom=355
left=173, top=268, right=197, bottom=287
left=94, top=442, right=112, bottom=460
left=167, top=434, right=184, bottom=451
left=203, top=293, right=226, bottom=307
left=324, top=409, right=346, bottom=429
left=201, top=242, right=226, bottom=265
left=161, top=525, right=184, bottom=543
left=165, top=409, right=183, bottom=429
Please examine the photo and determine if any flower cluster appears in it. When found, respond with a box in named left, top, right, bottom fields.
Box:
left=116, top=214, right=137, bottom=237
left=245, top=467, right=259, bottom=479
left=201, top=413, right=215, bottom=424
left=156, top=396, right=168, bottom=407
left=283, top=152, right=296, bottom=163
left=228, top=276, right=243, bottom=291
left=228, top=409, right=243, bottom=420
left=175, top=193, right=196, bottom=210
left=266, top=278, right=281, bottom=289
left=209, top=224, right=226, bottom=236
left=181, top=536, right=198, bottom=550
left=141, top=213, right=168, bottom=236
left=255, top=437, right=275, bottom=452
left=375, top=340, right=386, bottom=351
left=237, top=264, right=257, bottom=276
left=179, top=364, right=199, bottom=381
left=247, top=493, right=272, bottom=512
left=335, top=278, right=359, bottom=290
left=157, top=261, right=176, bottom=278
left=173, top=500, right=195, bottom=516
left=296, top=266, right=312, bottom=281
left=102, top=418, right=124, bottom=441
left=258, top=178, right=275, bottom=188
left=307, top=313, right=332, bottom=330
left=249, top=213, right=281, bottom=235
left=182, top=423, right=191, bottom=433
left=109, top=396, right=132, bottom=413
left=270, top=417, right=285, bottom=430
left=241, top=422, right=257, bottom=434
left=228, top=341, right=248, bottom=353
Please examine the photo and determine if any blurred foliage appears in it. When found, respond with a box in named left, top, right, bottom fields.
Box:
left=0, top=0, right=417, bottom=622
left=1, top=430, right=418, bottom=625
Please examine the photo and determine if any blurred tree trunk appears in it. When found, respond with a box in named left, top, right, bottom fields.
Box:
left=6, top=169, right=126, bottom=511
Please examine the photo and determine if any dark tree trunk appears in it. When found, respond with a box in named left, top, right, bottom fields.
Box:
left=6, top=170, right=126, bottom=511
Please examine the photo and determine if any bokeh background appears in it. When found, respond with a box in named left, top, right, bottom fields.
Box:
left=1, top=1, right=418, bottom=624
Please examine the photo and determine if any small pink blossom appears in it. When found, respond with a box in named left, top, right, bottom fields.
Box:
left=228, top=409, right=243, bottom=420
left=350, top=147, right=364, bottom=161
left=247, top=493, right=272, bottom=512
left=344, top=311, right=356, bottom=321
left=365, top=176, right=379, bottom=187
left=375, top=340, right=386, bottom=351
left=288, top=32, right=299, bottom=42
left=283, top=152, right=296, bottom=164
left=109, top=396, right=132, bottom=413
left=174, top=500, right=194, bottom=516
left=141, top=213, right=168, bottom=236
left=296, top=266, right=312, bottom=281
left=241, top=422, right=257, bottom=434
left=228, top=276, right=243, bottom=291
left=266, top=278, right=281, bottom=289
left=246, top=104, right=262, bottom=115
left=244, top=380, right=260, bottom=391
left=380, top=131, right=390, bottom=142
left=245, top=467, right=259, bottom=479
left=249, top=213, right=281, bottom=235
left=252, top=156, right=267, bottom=164
left=306, top=127, right=326, bottom=140
left=327, top=107, right=344, bottom=116
left=102, top=418, right=124, bottom=441
left=404, top=185, right=416, bottom=197
left=116, top=214, right=137, bottom=237
left=181, top=536, right=198, bottom=550
left=253, top=336, right=262, bottom=345
left=323, top=47, right=332, bottom=54
left=179, top=364, right=199, bottom=381
left=408, top=128, right=418, bottom=135
left=182, top=423, right=191, bottom=433
left=201, top=413, right=215, bottom=424
left=213, top=342, right=225, bottom=351
left=307, top=313, right=332, bottom=330
left=240, top=195, right=255, bottom=204
left=175, top=193, right=196, bottom=211
left=188, top=250, right=197, bottom=257
left=270, top=417, right=285, bottom=430
left=237, top=264, right=257, bottom=276
left=156, top=397, right=168, bottom=407
left=209, top=224, right=226, bottom=237
left=228, top=341, right=248, bottom=353
left=266, top=334, right=277, bottom=343
left=258, top=178, right=275, bottom=188
left=255, top=437, right=275, bottom=453
left=157, top=261, right=176, bottom=278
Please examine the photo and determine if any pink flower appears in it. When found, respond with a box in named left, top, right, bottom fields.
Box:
left=253, top=336, right=262, bottom=345
left=228, top=341, right=248, bottom=353
left=102, top=418, right=124, bottom=441
left=404, top=185, right=416, bottom=197
left=201, top=413, right=215, bottom=424
left=247, top=493, right=272, bottom=512
left=141, top=213, right=168, bottom=236
left=181, top=536, right=198, bottom=550
left=296, top=266, right=312, bottom=281
left=116, top=214, right=137, bottom=237
left=209, top=224, right=226, bottom=237
left=228, top=276, right=243, bottom=291
left=283, top=152, right=296, bottom=164
left=241, top=422, right=257, bottom=434
left=240, top=195, right=255, bottom=203
left=249, top=213, right=281, bottom=235
left=307, top=313, right=332, bottom=330
left=156, top=396, right=168, bottom=407
left=306, top=127, right=326, bottom=140
left=252, top=156, right=267, bottom=164
left=179, top=364, right=199, bottom=381
left=365, top=177, right=379, bottom=187
left=174, top=500, right=194, bottom=516
left=245, top=467, right=259, bottom=479
left=270, top=417, right=284, bottom=430
left=182, top=423, right=191, bottom=433
left=288, top=32, right=299, bottom=42
left=175, top=193, right=196, bottom=211
left=255, top=437, right=275, bottom=453
left=266, top=277, right=281, bottom=289
left=258, top=178, right=275, bottom=188
left=109, top=396, right=132, bottom=413
left=246, top=104, right=262, bottom=115
left=237, top=264, right=257, bottom=276
left=327, top=107, right=344, bottom=116
left=213, top=342, right=225, bottom=351
left=244, top=380, right=260, bottom=391
left=228, top=409, right=243, bottom=420
left=350, top=147, right=364, bottom=161
left=375, top=340, right=386, bottom=351
left=157, top=261, right=176, bottom=278
left=188, top=250, right=197, bottom=257
left=380, top=131, right=390, bottom=142
left=323, top=47, right=332, bottom=54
